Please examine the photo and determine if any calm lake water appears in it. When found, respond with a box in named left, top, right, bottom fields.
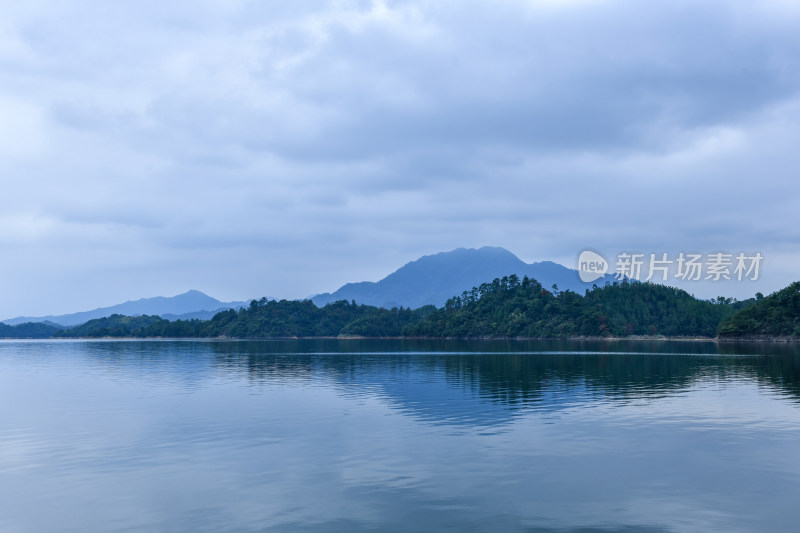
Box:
left=2, top=339, right=800, bottom=532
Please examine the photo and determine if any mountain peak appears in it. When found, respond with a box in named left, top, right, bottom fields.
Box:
left=182, top=289, right=207, bottom=296
left=312, top=247, right=613, bottom=309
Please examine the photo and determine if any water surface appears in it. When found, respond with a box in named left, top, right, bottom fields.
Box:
left=2, top=339, right=800, bottom=532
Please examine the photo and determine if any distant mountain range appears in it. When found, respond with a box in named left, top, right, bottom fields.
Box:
left=3, top=247, right=614, bottom=327
left=311, top=246, right=616, bottom=309
left=2, top=290, right=250, bottom=327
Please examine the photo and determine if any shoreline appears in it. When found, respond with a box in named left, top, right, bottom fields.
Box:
left=3, top=335, right=798, bottom=343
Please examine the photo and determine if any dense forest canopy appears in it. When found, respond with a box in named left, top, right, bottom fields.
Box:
left=0, top=321, right=62, bottom=339
left=403, top=275, right=749, bottom=338
left=718, top=282, right=800, bottom=338
left=55, top=300, right=435, bottom=339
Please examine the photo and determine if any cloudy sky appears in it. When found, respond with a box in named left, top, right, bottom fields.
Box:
left=1, top=0, right=799, bottom=317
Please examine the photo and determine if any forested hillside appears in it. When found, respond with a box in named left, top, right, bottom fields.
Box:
left=404, top=275, right=748, bottom=338
left=0, top=321, right=62, bottom=338
left=718, top=282, right=800, bottom=339
left=56, top=300, right=434, bottom=339
left=7, top=277, right=781, bottom=340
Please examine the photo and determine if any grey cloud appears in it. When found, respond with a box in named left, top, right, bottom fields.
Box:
left=253, top=0, right=800, bottom=160
left=40, top=0, right=800, bottom=163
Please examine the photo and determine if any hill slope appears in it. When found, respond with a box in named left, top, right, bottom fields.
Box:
left=311, top=247, right=615, bottom=309
left=405, top=276, right=741, bottom=338
left=0, top=321, right=63, bottom=339
left=718, top=282, right=800, bottom=339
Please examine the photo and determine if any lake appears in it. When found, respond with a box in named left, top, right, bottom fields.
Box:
left=2, top=339, right=800, bottom=532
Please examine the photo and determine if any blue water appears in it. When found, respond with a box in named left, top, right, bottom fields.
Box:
left=2, top=339, right=800, bottom=532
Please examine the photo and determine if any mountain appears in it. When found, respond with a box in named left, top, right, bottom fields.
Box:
left=311, top=246, right=616, bottom=309
left=54, top=276, right=746, bottom=340
left=2, top=290, right=250, bottom=327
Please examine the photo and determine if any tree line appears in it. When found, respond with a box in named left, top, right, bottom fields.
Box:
left=4, top=276, right=796, bottom=340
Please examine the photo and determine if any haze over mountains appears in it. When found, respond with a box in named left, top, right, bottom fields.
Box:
left=312, top=247, right=615, bottom=309
left=3, top=290, right=249, bottom=327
